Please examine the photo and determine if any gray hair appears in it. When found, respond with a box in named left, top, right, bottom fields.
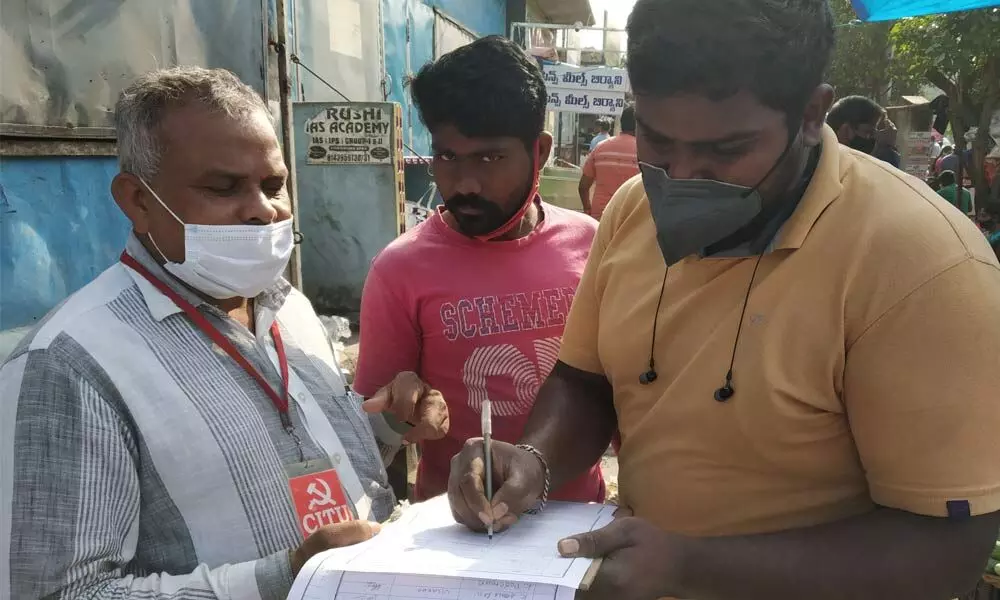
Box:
left=114, top=66, right=272, bottom=179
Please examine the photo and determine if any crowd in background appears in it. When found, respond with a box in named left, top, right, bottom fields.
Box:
left=824, top=95, right=1000, bottom=260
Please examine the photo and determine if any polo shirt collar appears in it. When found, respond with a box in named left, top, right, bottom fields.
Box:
left=774, top=124, right=844, bottom=250
left=122, top=232, right=292, bottom=323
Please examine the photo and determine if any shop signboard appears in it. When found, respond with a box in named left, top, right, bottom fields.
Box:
left=303, top=103, right=395, bottom=165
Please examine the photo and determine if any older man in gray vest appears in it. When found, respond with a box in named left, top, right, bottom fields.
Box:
left=0, top=66, right=447, bottom=600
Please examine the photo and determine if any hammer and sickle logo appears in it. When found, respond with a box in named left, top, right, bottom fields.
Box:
left=306, top=478, right=337, bottom=511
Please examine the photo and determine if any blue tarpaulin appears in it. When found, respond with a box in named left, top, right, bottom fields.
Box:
left=850, top=0, right=1000, bottom=21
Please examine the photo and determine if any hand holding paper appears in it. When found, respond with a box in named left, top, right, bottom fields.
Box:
left=557, top=507, right=680, bottom=600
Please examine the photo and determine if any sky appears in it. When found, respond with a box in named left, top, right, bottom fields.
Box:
left=580, top=0, right=636, bottom=49
left=589, top=0, right=636, bottom=24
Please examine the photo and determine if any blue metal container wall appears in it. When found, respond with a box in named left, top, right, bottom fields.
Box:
left=1, top=0, right=273, bottom=334
left=424, top=0, right=506, bottom=39
left=0, top=0, right=508, bottom=331
left=407, top=1, right=435, bottom=157
left=0, top=157, right=127, bottom=329
left=382, top=0, right=507, bottom=158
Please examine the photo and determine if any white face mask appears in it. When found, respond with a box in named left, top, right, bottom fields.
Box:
left=139, top=179, right=294, bottom=299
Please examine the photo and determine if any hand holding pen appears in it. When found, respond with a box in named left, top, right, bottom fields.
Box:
left=447, top=400, right=548, bottom=534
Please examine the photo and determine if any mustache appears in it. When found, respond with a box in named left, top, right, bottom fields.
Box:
left=444, top=194, right=493, bottom=211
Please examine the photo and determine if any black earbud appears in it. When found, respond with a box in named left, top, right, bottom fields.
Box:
left=639, top=369, right=658, bottom=385
left=714, top=383, right=735, bottom=402
left=714, top=369, right=736, bottom=402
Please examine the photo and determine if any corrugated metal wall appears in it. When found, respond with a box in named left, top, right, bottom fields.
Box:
left=0, top=156, right=125, bottom=329
left=0, top=0, right=510, bottom=333
left=382, top=0, right=508, bottom=158
left=0, top=0, right=270, bottom=332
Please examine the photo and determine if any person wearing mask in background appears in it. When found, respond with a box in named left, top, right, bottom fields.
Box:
left=0, top=67, right=448, bottom=600
left=448, top=0, right=1000, bottom=598
left=872, top=119, right=901, bottom=169
left=937, top=170, right=974, bottom=216
left=826, top=95, right=885, bottom=154
left=353, top=37, right=605, bottom=504
left=579, top=105, right=640, bottom=220
left=589, top=118, right=612, bottom=151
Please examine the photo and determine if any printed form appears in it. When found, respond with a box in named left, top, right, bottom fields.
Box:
left=288, top=495, right=616, bottom=600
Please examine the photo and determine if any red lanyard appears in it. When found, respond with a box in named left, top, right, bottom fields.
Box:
left=120, top=252, right=292, bottom=426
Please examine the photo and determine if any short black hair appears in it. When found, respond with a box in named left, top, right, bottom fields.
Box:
left=620, top=105, right=636, bottom=134
left=827, top=96, right=886, bottom=131
left=626, top=0, right=834, bottom=120
left=939, top=170, right=957, bottom=187
left=597, top=119, right=612, bottom=132
left=410, top=36, right=546, bottom=145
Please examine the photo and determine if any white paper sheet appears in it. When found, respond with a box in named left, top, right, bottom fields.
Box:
left=292, top=572, right=578, bottom=600
left=287, top=495, right=615, bottom=600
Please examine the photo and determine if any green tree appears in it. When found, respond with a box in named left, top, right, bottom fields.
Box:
left=826, top=0, right=895, bottom=103
left=891, top=8, right=1000, bottom=203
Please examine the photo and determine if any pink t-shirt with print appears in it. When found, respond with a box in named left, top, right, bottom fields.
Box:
left=353, top=201, right=605, bottom=503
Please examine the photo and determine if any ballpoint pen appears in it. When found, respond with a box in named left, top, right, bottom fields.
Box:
left=482, top=395, right=493, bottom=541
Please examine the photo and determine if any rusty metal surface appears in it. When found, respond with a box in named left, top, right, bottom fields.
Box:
left=0, top=138, right=116, bottom=157
left=0, top=0, right=267, bottom=138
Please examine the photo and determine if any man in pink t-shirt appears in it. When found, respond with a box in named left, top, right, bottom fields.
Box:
left=353, top=36, right=605, bottom=504
left=579, top=105, right=640, bottom=220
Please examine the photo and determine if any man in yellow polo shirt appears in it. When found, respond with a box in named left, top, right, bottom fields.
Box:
left=447, top=0, right=1000, bottom=598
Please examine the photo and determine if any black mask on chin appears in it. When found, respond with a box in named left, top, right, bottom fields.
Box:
left=848, top=135, right=876, bottom=154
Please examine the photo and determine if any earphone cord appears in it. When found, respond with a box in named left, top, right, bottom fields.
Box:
left=647, top=270, right=669, bottom=373
left=722, top=249, right=767, bottom=388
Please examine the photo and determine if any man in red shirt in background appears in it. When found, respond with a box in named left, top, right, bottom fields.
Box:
left=353, top=36, right=605, bottom=504
left=579, top=105, right=640, bottom=220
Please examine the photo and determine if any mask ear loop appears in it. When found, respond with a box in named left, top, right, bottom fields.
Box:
left=740, top=122, right=801, bottom=200
left=138, top=178, right=186, bottom=226
left=138, top=177, right=184, bottom=265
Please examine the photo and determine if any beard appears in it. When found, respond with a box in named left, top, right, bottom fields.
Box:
left=444, top=183, right=533, bottom=238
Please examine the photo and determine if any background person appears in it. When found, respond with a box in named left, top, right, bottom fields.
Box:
left=936, top=145, right=959, bottom=174
left=826, top=95, right=885, bottom=154
left=589, top=118, right=612, bottom=151
left=937, top=169, right=974, bottom=216
left=353, top=37, right=605, bottom=505
left=872, top=119, right=901, bottom=168
left=579, top=105, right=640, bottom=220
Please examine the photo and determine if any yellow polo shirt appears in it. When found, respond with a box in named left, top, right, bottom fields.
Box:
left=560, top=126, right=1000, bottom=536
